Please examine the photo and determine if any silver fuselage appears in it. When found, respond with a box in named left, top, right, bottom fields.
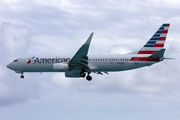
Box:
left=7, top=54, right=158, bottom=73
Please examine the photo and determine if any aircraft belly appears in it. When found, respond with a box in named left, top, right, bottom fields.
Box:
left=137, top=61, right=156, bottom=67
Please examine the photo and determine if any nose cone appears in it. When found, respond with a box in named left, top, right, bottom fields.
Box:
left=6, top=63, right=12, bottom=70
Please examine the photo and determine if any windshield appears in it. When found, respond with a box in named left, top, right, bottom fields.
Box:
left=13, top=59, right=18, bottom=62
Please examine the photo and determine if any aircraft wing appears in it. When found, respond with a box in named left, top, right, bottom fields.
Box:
left=69, top=33, right=93, bottom=69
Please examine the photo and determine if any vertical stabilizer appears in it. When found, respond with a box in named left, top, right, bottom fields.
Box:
left=137, top=23, right=170, bottom=55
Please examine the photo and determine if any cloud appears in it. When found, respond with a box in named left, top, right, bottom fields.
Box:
left=0, top=23, right=40, bottom=107
left=0, top=23, right=29, bottom=60
left=109, top=45, right=132, bottom=54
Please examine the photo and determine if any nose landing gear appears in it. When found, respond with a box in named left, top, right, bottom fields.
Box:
left=15, top=71, right=24, bottom=79
left=20, top=73, right=24, bottom=79
left=20, top=74, right=24, bottom=79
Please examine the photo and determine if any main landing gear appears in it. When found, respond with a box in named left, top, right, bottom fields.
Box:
left=86, top=74, right=92, bottom=81
left=80, top=72, right=92, bottom=81
left=80, top=72, right=86, bottom=78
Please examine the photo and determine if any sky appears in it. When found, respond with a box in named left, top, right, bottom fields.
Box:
left=0, top=0, right=180, bottom=120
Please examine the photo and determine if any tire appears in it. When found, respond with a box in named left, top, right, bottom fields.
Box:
left=20, top=75, right=24, bottom=79
left=86, top=76, right=92, bottom=81
left=80, top=72, right=86, bottom=77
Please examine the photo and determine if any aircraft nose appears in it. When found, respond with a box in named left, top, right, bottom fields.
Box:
left=6, top=63, right=12, bottom=69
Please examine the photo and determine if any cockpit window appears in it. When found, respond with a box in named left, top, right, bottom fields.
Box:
left=13, top=59, right=18, bottom=62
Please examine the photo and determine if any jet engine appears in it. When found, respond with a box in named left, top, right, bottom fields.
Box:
left=65, top=72, right=81, bottom=77
left=53, top=63, right=69, bottom=72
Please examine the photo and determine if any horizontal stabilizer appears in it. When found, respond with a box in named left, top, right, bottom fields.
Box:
left=163, top=58, right=175, bottom=60
left=149, top=49, right=165, bottom=58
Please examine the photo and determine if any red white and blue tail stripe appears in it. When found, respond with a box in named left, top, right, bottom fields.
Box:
left=138, top=23, right=170, bottom=54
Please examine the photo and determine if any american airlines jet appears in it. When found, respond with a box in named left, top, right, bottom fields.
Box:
left=7, top=23, right=170, bottom=81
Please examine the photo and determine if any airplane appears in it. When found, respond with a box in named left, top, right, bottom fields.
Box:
left=7, top=23, right=170, bottom=81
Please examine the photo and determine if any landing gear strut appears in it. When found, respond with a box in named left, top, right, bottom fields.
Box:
left=86, top=73, right=92, bottom=81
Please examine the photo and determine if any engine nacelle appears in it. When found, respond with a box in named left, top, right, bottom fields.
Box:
left=65, top=72, right=81, bottom=78
left=53, top=63, right=69, bottom=72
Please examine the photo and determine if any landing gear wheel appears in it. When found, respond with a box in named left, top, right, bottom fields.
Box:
left=80, top=72, right=86, bottom=78
left=86, top=75, right=92, bottom=81
left=20, top=74, right=24, bottom=79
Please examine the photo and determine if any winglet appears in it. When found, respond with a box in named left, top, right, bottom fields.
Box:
left=69, top=33, right=94, bottom=64
left=85, top=32, right=94, bottom=45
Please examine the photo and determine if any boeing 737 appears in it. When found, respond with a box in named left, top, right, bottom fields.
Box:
left=7, top=23, right=170, bottom=81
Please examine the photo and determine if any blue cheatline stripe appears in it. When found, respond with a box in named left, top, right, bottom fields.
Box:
left=150, top=38, right=158, bottom=40
left=154, top=33, right=161, bottom=36
left=147, top=41, right=156, bottom=44
left=156, top=31, right=162, bottom=33
left=159, top=27, right=164, bottom=30
left=153, top=34, right=160, bottom=37
left=162, top=24, right=167, bottom=26
left=144, top=44, right=155, bottom=47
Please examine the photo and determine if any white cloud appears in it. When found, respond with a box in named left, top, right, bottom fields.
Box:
left=0, top=23, right=29, bottom=61
left=0, top=23, right=40, bottom=107
left=109, top=45, right=132, bottom=54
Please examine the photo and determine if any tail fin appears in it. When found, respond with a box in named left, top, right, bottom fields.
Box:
left=138, top=23, right=170, bottom=55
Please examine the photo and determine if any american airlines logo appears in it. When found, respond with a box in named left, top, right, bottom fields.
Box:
left=27, top=56, right=36, bottom=64
left=27, top=57, right=70, bottom=64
